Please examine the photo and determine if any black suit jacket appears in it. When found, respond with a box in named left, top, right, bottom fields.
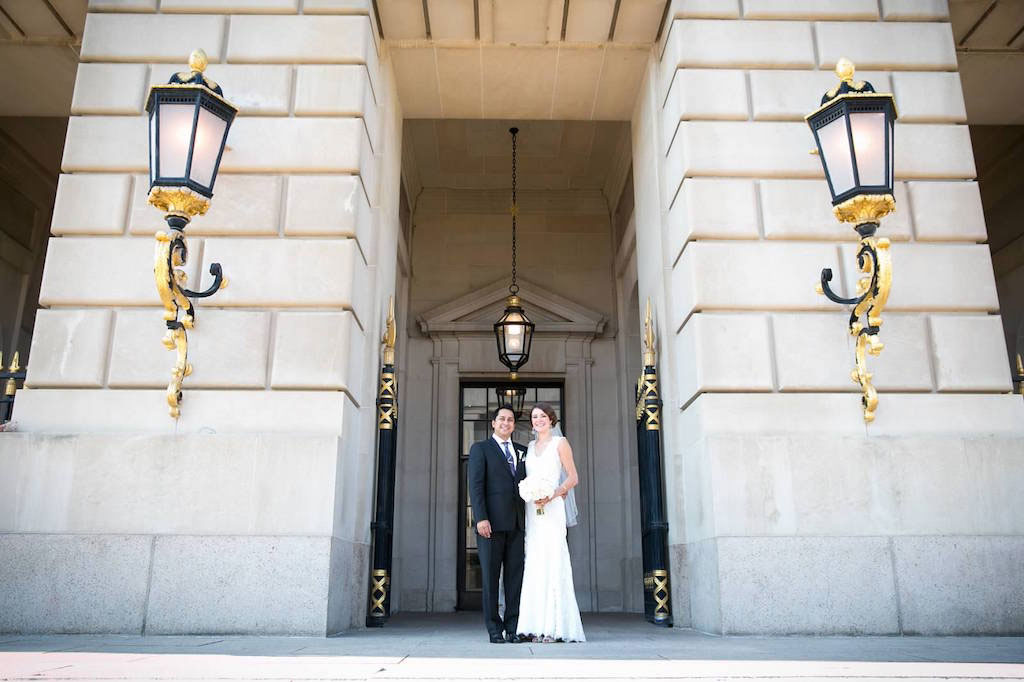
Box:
left=468, top=437, right=527, bottom=532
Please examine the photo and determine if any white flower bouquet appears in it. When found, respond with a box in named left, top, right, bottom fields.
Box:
left=518, top=475, right=555, bottom=515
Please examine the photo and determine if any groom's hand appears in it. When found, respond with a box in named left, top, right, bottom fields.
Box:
left=476, top=520, right=492, bottom=538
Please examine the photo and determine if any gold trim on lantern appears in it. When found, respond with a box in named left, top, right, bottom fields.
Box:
left=832, top=193, right=896, bottom=224
left=148, top=187, right=210, bottom=219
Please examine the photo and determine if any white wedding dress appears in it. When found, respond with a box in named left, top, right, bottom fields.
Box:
left=516, top=436, right=586, bottom=642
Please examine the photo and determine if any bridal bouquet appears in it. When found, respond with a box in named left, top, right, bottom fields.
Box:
left=518, top=475, right=555, bottom=515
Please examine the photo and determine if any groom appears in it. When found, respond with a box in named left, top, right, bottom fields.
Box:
left=468, top=404, right=527, bottom=643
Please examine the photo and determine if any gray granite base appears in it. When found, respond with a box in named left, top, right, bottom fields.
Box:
left=0, top=533, right=370, bottom=635
left=684, top=535, right=1024, bottom=635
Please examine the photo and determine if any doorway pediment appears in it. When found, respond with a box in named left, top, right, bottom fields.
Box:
left=417, top=278, right=606, bottom=336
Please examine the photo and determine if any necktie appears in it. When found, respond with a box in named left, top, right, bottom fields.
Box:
left=502, top=441, right=516, bottom=475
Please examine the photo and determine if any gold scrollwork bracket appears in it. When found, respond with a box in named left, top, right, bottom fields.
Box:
left=652, top=569, right=671, bottom=622
left=817, top=221, right=892, bottom=422
left=152, top=190, right=226, bottom=419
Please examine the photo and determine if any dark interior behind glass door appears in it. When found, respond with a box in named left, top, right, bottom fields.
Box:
left=456, top=382, right=563, bottom=610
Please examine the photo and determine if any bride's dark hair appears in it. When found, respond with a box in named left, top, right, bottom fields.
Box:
left=532, top=402, right=558, bottom=428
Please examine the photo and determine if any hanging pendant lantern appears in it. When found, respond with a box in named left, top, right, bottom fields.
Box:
left=494, top=127, right=535, bottom=379
left=494, top=383, right=527, bottom=419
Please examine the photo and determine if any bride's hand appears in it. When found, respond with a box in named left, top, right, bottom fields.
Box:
left=535, top=496, right=550, bottom=507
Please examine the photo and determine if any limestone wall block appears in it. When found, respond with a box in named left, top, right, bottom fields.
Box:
left=71, top=64, right=148, bottom=115
left=227, top=15, right=372, bottom=64
left=659, top=18, right=813, bottom=102
left=148, top=63, right=293, bottom=116
left=161, top=0, right=298, bottom=12
left=838, top=242, right=998, bottom=312
left=665, top=179, right=759, bottom=266
left=129, top=174, right=283, bottom=236
left=0, top=433, right=342, bottom=536
left=81, top=14, right=225, bottom=62
left=62, top=116, right=147, bottom=172
left=760, top=179, right=911, bottom=241
left=12, top=388, right=354, bottom=434
left=674, top=313, right=774, bottom=405
left=271, top=312, right=364, bottom=401
left=929, top=314, right=1012, bottom=392
left=670, top=242, right=839, bottom=330
left=881, top=0, right=949, bottom=20
left=743, top=0, right=878, bottom=19
left=750, top=69, right=890, bottom=121
left=108, top=310, right=270, bottom=388
left=680, top=392, right=1024, bottom=437
left=772, top=312, right=933, bottom=392
left=895, top=124, right=975, bottom=179
left=284, top=175, right=371, bottom=256
left=907, top=181, right=987, bottom=242
left=816, top=21, right=957, bottom=70
left=304, top=0, right=372, bottom=13
left=673, top=122, right=821, bottom=191
left=294, top=65, right=380, bottom=151
left=198, top=238, right=368, bottom=323
left=40, top=237, right=200, bottom=307
left=891, top=72, right=967, bottom=123
left=51, top=174, right=132, bottom=235
left=88, top=0, right=157, bottom=10
left=220, top=117, right=372, bottom=176
left=25, top=310, right=112, bottom=388
left=662, top=70, right=748, bottom=149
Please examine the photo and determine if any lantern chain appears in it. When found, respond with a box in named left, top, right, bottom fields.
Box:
left=510, top=127, right=519, bottom=296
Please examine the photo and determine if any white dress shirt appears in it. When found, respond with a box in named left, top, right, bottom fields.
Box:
left=492, top=434, right=517, bottom=467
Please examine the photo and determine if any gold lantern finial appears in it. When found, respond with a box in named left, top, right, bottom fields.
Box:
left=835, top=57, right=855, bottom=84
left=188, top=48, right=209, bottom=74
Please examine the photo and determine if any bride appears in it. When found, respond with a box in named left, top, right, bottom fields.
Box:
left=516, top=403, right=586, bottom=643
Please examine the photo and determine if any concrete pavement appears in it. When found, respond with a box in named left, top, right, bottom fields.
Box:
left=1, top=612, right=1023, bottom=680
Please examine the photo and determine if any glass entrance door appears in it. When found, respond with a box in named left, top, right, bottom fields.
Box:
left=456, top=381, right=564, bottom=610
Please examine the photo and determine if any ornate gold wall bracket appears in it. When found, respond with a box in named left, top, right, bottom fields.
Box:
left=817, top=224, right=893, bottom=422
left=153, top=216, right=226, bottom=418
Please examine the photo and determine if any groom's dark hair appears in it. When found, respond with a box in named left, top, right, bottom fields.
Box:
left=492, top=404, right=516, bottom=421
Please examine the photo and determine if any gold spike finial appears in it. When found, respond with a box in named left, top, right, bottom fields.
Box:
left=189, top=48, right=209, bottom=74
left=643, top=298, right=656, bottom=367
left=9, top=351, right=19, bottom=372
left=382, top=296, right=396, bottom=365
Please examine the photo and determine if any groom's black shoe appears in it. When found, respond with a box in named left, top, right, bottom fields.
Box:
left=489, top=633, right=506, bottom=643
left=505, top=633, right=525, bottom=643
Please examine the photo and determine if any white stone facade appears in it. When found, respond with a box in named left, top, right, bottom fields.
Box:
left=0, top=0, right=1022, bottom=636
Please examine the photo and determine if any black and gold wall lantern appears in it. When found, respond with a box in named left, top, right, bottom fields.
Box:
left=146, top=49, right=237, bottom=418
left=493, top=127, right=535, bottom=380
left=807, top=58, right=897, bottom=423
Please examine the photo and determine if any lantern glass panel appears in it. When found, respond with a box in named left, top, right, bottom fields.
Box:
left=158, top=102, right=196, bottom=178
left=149, top=112, right=157, bottom=184
left=189, top=105, right=228, bottom=189
left=819, top=115, right=855, bottom=196
left=850, top=111, right=886, bottom=186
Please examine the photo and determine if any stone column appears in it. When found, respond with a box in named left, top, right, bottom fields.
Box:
left=0, top=1, right=402, bottom=635
left=632, top=0, right=1024, bottom=634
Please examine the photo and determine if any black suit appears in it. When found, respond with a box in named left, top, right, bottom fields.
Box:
left=468, top=436, right=527, bottom=638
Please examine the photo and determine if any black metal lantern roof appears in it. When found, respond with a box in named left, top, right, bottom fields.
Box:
left=806, top=58, right=898, bottom=224
left=145, top=49, right=238, bottom=216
